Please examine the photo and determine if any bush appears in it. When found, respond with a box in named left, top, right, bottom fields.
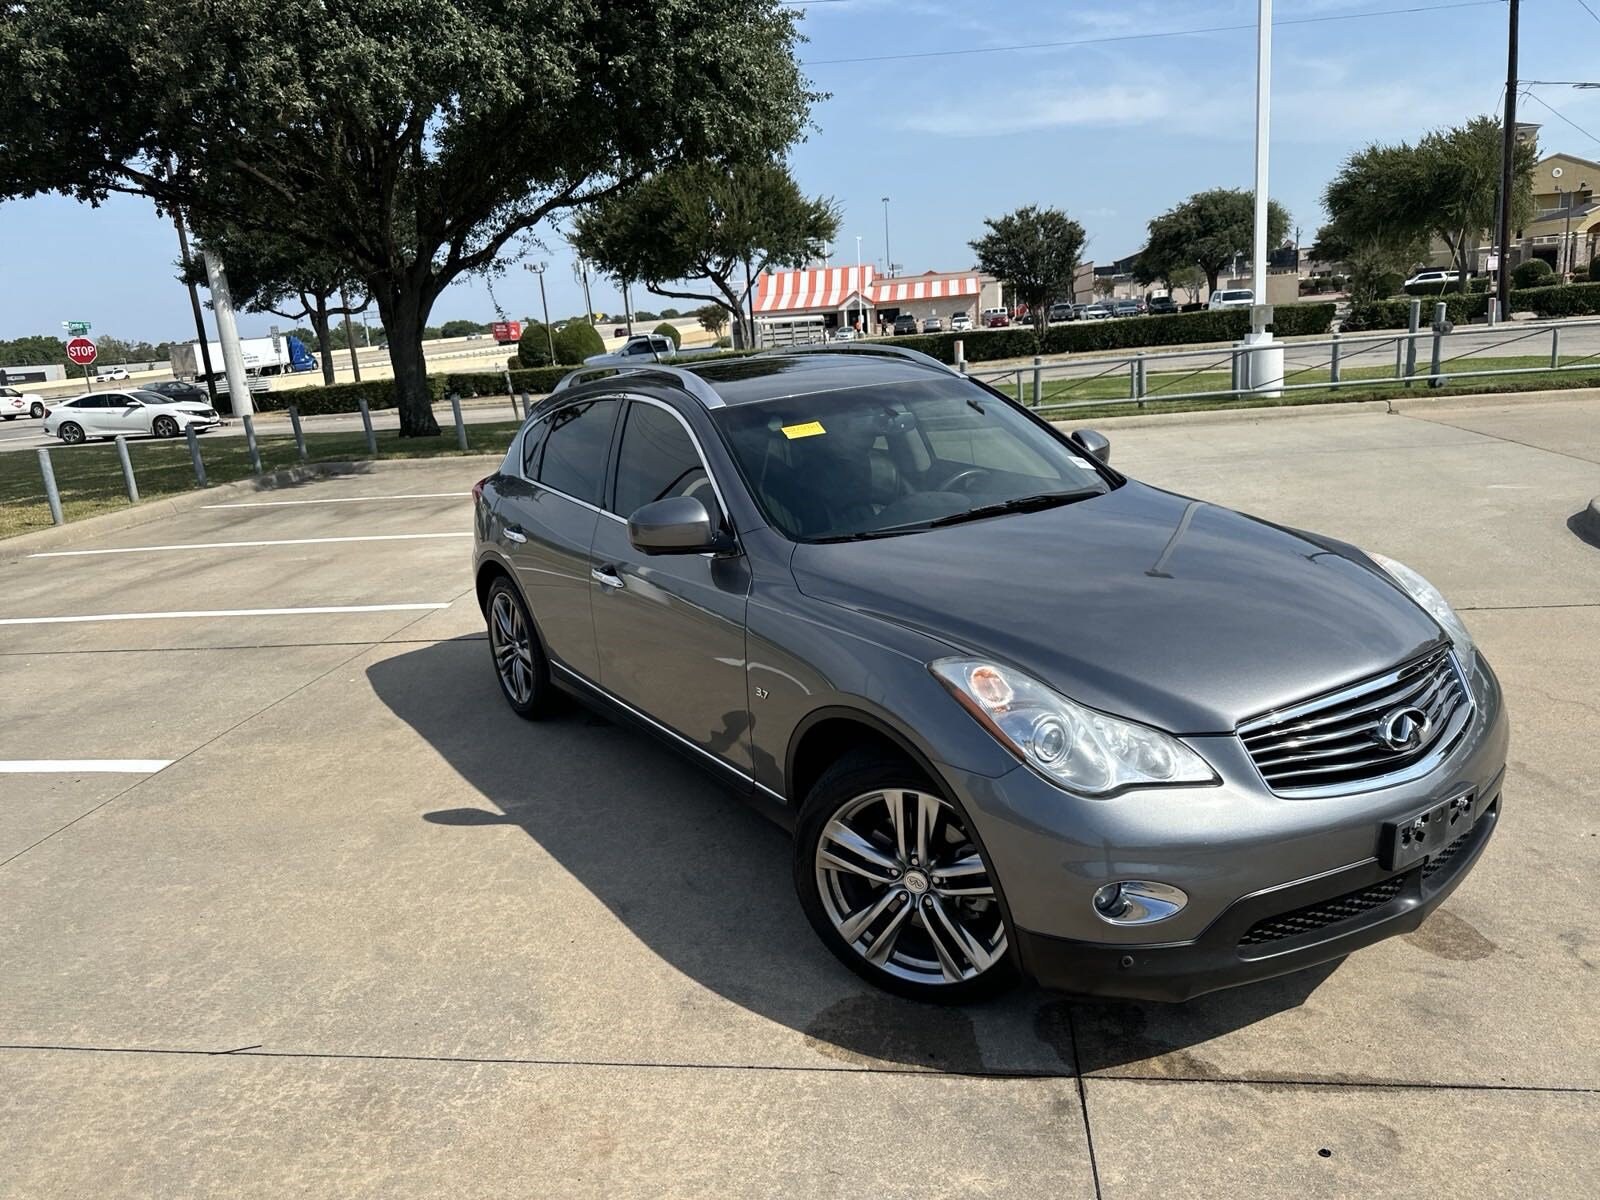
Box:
left=252, top=367, right=573, bottom=417
left=1572, top=267, right=1590, bottom=283
left=715, top=335, right=732, bottom=348
left=1510, top=280, right=1600, bottom=317
left=1341, top=293, right=1489, bottom=332
left=515, top=323, right=554, bottom=368
left=551, top=320, right=604, bottom=364
left=653, top=321, right=682, bottom=349
left=1513, top=259, right=1555, bottom=288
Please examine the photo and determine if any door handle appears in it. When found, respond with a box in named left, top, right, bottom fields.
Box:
left=503, top=526, right=527, bottom=545
left=590, top=565, right=625, bottom=589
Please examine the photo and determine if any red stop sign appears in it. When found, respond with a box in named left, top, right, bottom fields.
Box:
left=66, top=337, right=98, bottom=367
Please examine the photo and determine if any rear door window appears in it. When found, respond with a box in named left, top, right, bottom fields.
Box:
left=536, top=399, right=619, bottom=507
left=612, top=401, right=713, bottom=518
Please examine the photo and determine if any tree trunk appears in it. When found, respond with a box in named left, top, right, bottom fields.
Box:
left=311, top=296, right=336, bottom=385
left=1204, top=265, right=1221, bottom=294
left=377, top=285, right=440, bottom=438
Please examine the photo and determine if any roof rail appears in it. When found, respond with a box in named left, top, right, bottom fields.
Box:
left=551, top=362, right=727, bottom=408
left=757, top=342, right=956, bottom=375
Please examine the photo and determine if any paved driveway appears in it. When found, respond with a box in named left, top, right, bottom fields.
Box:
left=2, top=397, right=1596, bottom=1197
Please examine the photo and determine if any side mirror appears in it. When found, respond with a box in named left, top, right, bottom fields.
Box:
left=627, top=496, right=728, bottom=555
left=1070, top=428, right=1111, bottom=465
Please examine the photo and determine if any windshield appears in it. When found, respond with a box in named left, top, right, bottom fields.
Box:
left=710, top=375, right=1111, bottom=542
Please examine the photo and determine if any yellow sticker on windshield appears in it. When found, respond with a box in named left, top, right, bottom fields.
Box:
left=781, top=421, right=826, bottom=439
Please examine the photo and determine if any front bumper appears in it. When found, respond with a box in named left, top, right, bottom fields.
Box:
left=1016, top=782, right=1500, bottom=1001
left=940, top=651, right=1509, bottom=1001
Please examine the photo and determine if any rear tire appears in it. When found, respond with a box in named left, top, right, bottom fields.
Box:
left=58, top=421, right=84, bottom=445
left=485, top=576, right=559, bottom=719
left=794, top=749, right=1018, bottom=1003
left=30, top=402, right=45, bottom=419
left=152, top=415, right=180, bottom=438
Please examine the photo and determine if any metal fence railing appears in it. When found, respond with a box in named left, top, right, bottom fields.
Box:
left=961, top=307, right=1600, bottom=415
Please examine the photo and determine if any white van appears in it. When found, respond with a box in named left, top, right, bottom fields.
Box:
left=1208, top=288, right=1254, bottom=310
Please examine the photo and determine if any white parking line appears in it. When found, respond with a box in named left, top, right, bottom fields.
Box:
left=29, top=532, right=472, bottom=558
left=202, top=492, right=471, bottom=508
left=0, top=603, right=449, bottom=626
left=0, top=759, right=173, bottom=774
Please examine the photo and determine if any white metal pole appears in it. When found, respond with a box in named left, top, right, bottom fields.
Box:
left=201, top=250, right=254, bottom=418
left=1251, top=0, right=1271, bottom=317
left=855, top=236, right=863, bottom=334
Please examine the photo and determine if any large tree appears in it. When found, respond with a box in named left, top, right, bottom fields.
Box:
left=0, top=1, right=814, bottom=435
left=1324, top=116, right=1534, bottom=292
left=1144, top=188, right=1290, bottom=294
left=968, top=206, right=1086, bottom=333
left=571, top=161, right=839, bottom=349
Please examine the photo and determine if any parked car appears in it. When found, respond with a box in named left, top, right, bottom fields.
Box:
left=43, top=389, right=222, bottom=444
left=472, top=347, right=1506, bottom=1003
left=1403, top=270, right=1458, bottom=290
left=1112, top=300, right=1143, bottom=318
left=1048, top=303, right=1074, bottom=324
left=1080, top=303, right=1113, bottom=321
left=1208, top=288, right=1255, bottom=310
left=950, top=312, right=972, bottom=332
left=922, top=317, right=944, bottom=334
left=1147, top=296, right=1179, bottom=315
left=984, top=312, right=1010, bottom=328
left=832, top=327, right=857, bottom=342
left=893, top=314, right=920, bottom=336
left=142, top=379, right=214, bottom=404
left=0, top=385, right=45, bottom=420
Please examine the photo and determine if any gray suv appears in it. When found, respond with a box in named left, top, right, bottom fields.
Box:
left=472, top=347, right=1506, bottom=1003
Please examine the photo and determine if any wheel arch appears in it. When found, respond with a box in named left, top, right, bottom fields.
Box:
left=785, top=705, right=949, bottom=810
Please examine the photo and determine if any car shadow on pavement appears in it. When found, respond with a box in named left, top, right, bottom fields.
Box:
left=368, top=635, right=1339, bottom=1077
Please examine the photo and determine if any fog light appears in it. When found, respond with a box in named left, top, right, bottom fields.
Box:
left=1092, top=881, right=1188, bottom=926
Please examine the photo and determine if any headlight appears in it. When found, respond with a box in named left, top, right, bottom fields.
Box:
left=931, top=659, right=1217, bottom=797
left=1368, top=553, right=1475, bottom=666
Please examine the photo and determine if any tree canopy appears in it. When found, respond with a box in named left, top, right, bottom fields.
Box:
left=0, top=0, right=815, bottom=433
left=1143, top=189, right=1290, bottom=293
left=572, top=161, right=838, bottom=348
left=968, top=206, right=1086, bottom=332
left=1323, top=116, right=1534, bottom=289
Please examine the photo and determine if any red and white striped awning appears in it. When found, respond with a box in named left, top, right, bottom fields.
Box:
left=869, top=274, right=982, bottom=304
left=754, top=266, right=875, bottom=313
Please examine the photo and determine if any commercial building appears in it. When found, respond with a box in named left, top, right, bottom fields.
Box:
left=752, top=266, right=1002, bottom=341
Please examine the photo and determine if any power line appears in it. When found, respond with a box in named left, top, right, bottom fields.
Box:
left=801, top=0, right=1505, bottom=66
left=1573, top=0, right=1600, bottom=27
left=1521, top=87, right=1600, bottom=149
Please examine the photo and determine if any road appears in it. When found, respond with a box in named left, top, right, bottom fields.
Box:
left=2, top=396, right=1597, bottom=1196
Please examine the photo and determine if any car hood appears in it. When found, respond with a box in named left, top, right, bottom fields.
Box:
left=788, top=481, right=1442, bottom=733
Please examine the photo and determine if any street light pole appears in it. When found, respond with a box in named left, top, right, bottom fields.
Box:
left=881, top=196, right=893, bottom=277
left=1497, top=0, right=1520, bottom=316
left=526, top=262, right=555, bottom=363
left=1244, top=0, right=1283, bottom=396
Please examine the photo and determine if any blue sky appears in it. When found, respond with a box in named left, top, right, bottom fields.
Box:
left=4, top=0, right=1599, bottom=343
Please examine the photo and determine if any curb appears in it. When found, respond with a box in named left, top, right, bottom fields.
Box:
left=1577, top=498, right=1600, bottom=545
left=2, top=454, right=502, bottom=561
left=1386, top=386, right=1600, bottom=413
left=1051, top=399, right=1392, bottom=432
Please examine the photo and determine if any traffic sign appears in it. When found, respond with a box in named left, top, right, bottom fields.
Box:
left=65, top=320, right=91, bottom=336
left=65, top=337, right=98, bottom=367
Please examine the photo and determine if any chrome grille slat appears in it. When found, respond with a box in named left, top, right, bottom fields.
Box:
left=1238, top=649, right=1473, bottom=796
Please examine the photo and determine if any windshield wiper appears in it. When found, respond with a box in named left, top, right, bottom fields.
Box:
left=925, top=490, right=1098, bottom=528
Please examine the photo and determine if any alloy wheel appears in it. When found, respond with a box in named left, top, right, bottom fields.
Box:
left=489, top=590, right=536, bottom=706
left=153, top=415, right=179, bottom=438
left=814, top=787, right=1006, bottom=986
left=60, top=422, right=84, bottom=444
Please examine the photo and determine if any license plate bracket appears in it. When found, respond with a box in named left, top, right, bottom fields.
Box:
left=1380, top=790, right=1474, bottom=872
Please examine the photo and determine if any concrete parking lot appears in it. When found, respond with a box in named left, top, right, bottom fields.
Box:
left=2, top=395, right=1597, bottom=1197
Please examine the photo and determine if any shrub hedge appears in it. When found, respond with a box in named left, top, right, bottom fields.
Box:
left=653, top=321, right=682, bottom=349
left=1513, top=258, right=1556, bottom=289
left=251, top=367, right=573, bottom=417
left=879, top=304, right=1336, bottom=364
left=1342, top=281, right=1600, bottom=330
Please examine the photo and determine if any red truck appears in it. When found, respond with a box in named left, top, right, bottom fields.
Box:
left=491, top=320, right=522, bottom=344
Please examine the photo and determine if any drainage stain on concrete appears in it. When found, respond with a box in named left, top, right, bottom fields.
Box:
left=802, top=993, right=983, bottom=1072
left=1404, top=906, right=1497, bottom=961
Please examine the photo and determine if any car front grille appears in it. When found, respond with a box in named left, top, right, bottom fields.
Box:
left=1238, top=647, right=1472, bottom=796
left=1238, top=876, right=1406, bottom=947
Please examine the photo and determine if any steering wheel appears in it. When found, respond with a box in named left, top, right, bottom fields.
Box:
left=935, top=467, right=994, bottom=494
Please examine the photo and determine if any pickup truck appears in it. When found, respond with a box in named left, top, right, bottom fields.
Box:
left=584, top=333, right=721, bottom=367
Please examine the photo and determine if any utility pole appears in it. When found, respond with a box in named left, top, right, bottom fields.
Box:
left=1497, top=0, right=1520, bottom=317
left=881, top=196, right=893, bottom=277
left=574, top=257, right=596, bottom=327
left=339, top=287, right=362, bottom=382
left=171, top=208, right=219, bottom=405
left=200, top=250, right=253, bottom=418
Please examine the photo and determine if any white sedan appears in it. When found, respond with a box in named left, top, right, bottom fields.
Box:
left=0, top=386, right=46, bottom=420
left=43, top=389, right=223, bottom=445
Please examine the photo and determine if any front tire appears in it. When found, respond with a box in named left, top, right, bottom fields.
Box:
left=152, top=415, right=180, bottom=438
left=795, top=750, right=1017, bottom=1003
left=58, top=421, right=84, bottom=445
left=485, top=576, right=558, bottom=719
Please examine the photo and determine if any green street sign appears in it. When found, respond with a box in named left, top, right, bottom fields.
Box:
left=66, top=320, right=91, bottom=336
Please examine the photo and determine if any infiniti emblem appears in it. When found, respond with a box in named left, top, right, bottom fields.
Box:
left=1378, top=705, right=1429, bottom=752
